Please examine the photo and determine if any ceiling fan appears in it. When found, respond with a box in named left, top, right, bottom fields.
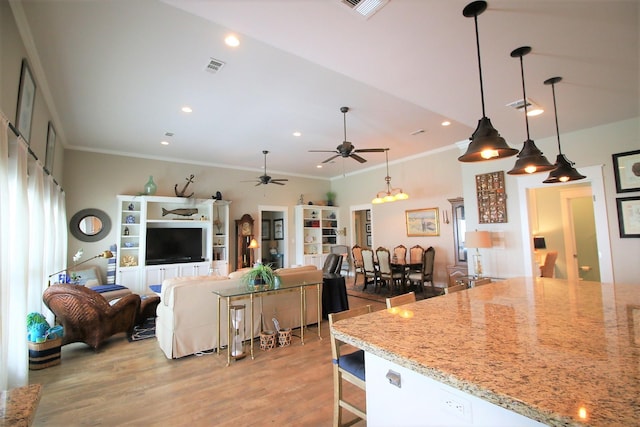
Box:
left=309, top=106, right=386, bottom=163
left=246, top=150, right=288, bottom=186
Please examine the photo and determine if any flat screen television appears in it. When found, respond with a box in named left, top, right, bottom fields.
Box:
left=145, top=227, right=204, bottom=265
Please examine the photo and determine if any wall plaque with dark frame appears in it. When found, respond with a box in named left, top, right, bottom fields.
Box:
left=273, top=218, right=284, bottom=240
left=612, top=149, right=640, bottom=193
left=45, top=122, right=56, bottom=172
left=15, top=59, right=36, bottom=144
left=476, top=170, right=507, bottom=223
left=616, top=196, right=640, bottom=238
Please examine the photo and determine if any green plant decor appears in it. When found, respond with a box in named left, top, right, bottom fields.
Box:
left=326, top=191, right=336, bottom=206
left=243, top=263, right=278, bottom=291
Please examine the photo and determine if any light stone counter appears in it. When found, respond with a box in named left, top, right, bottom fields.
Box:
left=331, top=277, right=640, bottom=426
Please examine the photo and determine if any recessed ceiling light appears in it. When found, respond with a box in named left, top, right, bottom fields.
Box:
left=441, top=121, right=451, bottom=126
left=293, top=131, right=301, bottom=137
left=316, top=164, right=323, bottom=169
left=225, top=35, right=240, bottom=47
left=181, top=106, right=192, bottom=113
left=160, top=141, right=169, bottom=146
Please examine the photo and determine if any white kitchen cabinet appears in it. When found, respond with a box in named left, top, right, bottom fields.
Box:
left=365, top=352, right=544, bottom=427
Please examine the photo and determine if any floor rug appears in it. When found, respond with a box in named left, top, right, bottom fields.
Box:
left=129, top=317, right=155, bottom=342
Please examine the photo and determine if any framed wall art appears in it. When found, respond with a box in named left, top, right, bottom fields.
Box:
left=405, top=208, right=439, bottom=236
left=616, top=196, right=640, bottom=238
left=273, top=218, right=284, bottom=240
left=612, top=150, right=640, bottom=193
left=45, top=122, right=56, bottom=172
left=261, top=219, right=270, bottom=240
left=476, top=170, right=507, bottom=223
left=15, top=59, right=36, bottom=144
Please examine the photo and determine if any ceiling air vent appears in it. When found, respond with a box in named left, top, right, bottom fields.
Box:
left=340, top=0, right=389, bottom=19
left=506, top=98, right=544, bottom=116
left=205, top=57, right=226, bottom=74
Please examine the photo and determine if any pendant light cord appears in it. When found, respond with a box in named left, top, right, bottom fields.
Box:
left=518, top=54, right=531, bottom=140
left=550, top=82, right=562, bottom=154
left=473, top=13, right=486, bottom=118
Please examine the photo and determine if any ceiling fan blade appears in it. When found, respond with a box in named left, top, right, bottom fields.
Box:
left=255, top=182, right=263, bottom=186
left=271, top=181, right=286, bottom=186
left=271, top=178, right=288, bottom=182
left=309, top=150, right=338, bottom=153
left=322, top=154, right=340, bottom=163
left=350, top=153, right=367, bottom=163
left=354, top=148, right=386, bottom=153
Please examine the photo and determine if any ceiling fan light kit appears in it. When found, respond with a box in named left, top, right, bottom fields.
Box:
left=507, top=46, right=555, bottom=175
left=458, top=1, right=518, bottom=163
left=372, top=149, right=408, bottom=204
left=542, top=77, right=586, bottom=183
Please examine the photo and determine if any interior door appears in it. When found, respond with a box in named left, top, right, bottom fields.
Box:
left=561, top=188, right=600, bottom=282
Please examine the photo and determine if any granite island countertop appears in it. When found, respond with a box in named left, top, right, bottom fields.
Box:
left=331, top=277, right=640, bottom=426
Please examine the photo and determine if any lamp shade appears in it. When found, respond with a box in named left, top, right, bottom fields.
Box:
left=248, top=239, right=259, bottom=249
left=465, top=231, right=491, bottom=249
left=533, top=236, right=546, bottom=249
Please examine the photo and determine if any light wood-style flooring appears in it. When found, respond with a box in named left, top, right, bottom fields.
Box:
left=30, top=292, right=384, bottom=426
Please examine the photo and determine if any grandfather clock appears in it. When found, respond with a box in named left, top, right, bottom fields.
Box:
left=236, top=214, right=254, bottom=270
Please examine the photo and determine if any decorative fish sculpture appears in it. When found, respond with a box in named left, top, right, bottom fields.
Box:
left=162, top=208, right=198, bottom=217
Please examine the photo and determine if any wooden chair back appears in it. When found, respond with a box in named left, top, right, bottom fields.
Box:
left=393, top=245, right=407, bottom=264
left=386, top=292, right=416, bottom=308
left=352, top=245, right=364, bottom=269
left=445, top=284, right=467, bottom=294
left=409, top=245, right=424, bottom=264
left=376, top=247, right=392, bottom=275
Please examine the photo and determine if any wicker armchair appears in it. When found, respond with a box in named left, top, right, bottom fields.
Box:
left=43, top=283, right=141, bottom=350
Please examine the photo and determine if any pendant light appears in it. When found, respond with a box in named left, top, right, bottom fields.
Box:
left=458, top=1, right=518, bottom=162
left=543, top=77, right=586, bottom=183
left=507, top=46, right=555, bottom=175
left=372, top=149, right=408, bottom=204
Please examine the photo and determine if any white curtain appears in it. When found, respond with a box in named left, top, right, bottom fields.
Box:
left=0, top=114, right=66, bottom=390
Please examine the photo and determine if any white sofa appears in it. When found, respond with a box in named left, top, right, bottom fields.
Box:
left=156, top=265, right=323, bottom=359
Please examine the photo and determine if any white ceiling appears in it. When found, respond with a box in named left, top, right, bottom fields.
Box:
left=16, top=0, right=639, bottom=180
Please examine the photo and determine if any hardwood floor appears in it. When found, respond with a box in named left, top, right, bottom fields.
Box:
left=30, top=294, right=385, bottom=426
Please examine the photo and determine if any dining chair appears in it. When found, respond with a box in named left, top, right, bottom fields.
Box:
left=385, top=291, right=416, bottom=308
left=392, top=244, right=407, bottom=265
left=351, top=245, right=365, bottom=287
left=407, top=246, right=435, bottom=294
left=328, top=304, right=372, bottom=427
left=361, top=248, right=379, bottom=292
left=540, top=251, right=558, bottom=278
left=444, top=283, right=467, bottom=294
left=376, top=247, right=403, bottom=294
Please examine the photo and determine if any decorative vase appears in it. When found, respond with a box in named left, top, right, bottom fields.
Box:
left=144, top=176, right=157, bottom=195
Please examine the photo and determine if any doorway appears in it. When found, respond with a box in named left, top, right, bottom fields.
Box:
left=517, top=165, right=613, bottom=282
left=258, top=205, right=288, bottom=269
left=350, top=204, right=372, bottom=249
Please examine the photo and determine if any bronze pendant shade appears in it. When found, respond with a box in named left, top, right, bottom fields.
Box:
left=542, top=77, right=586, bottom=183
left=507, top=46, right=555, bottom=175
left=458, top=1, right=518, bottom=162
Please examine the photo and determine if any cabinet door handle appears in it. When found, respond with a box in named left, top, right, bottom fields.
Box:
left=386, top=369, right=401, bottom=388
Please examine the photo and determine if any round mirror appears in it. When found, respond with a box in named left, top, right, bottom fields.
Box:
left=70, top=208, right=111, bottom=242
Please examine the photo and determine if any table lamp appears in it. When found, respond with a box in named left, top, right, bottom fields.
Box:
left=48, top=249, right=114, bottom=285
left=465, top=231, right=492, bottom=278
left=248, top=238, right=259, bottom=266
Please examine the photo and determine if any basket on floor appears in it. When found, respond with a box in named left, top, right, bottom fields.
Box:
left=28, top=337, right=61, bottom=370
left=260, top=330, right=276, bottom=351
